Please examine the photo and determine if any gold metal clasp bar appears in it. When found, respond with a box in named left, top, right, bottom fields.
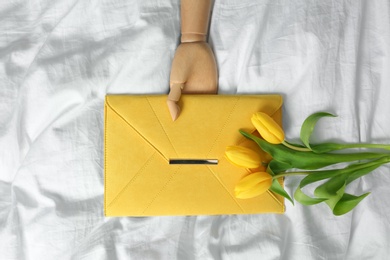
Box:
left=169, top=159, right=218, bottom=165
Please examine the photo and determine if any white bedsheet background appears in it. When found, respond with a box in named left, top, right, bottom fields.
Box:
left=1, top=0, right=390, bottom=259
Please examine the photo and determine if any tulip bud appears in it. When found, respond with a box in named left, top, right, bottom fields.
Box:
left=251, top=112, right=285, bottom=144
left=225, top=146, right=262, bottom=169
left=235, top=172, right=272, bottom=199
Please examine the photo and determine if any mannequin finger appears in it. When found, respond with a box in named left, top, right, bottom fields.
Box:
left=167, top=100, right=181, bottom=121
left=167, top=82, right=184, bottom=121
left=168, top=82, right=184, bottom=101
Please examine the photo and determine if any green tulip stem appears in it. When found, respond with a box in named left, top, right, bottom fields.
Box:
left=311, top=142, right=390, bottom=153
left=282, top=141, right=312, bottom=152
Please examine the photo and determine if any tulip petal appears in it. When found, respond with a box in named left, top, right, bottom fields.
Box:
left=235, top=172, right=272, bottom=199
left=225, top=146, right=262, bottom=168
left=251, top=112, right=285, bottom=144
left=225, top=155, right=248, bottom=168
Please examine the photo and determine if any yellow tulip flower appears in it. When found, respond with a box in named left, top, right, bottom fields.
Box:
left=251, top=112, right=285, bottom=144
left=225, top=146, right=262, bottom=169
left=235, top=172, right=272, bottom=199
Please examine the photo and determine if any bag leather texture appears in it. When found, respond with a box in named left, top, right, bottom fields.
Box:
left=104, top=94, right=285, bottom=216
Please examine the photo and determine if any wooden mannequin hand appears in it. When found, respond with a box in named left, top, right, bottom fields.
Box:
left=167, top=42, right=218, bottom=121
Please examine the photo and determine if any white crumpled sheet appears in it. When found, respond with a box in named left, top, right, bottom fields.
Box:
left=1, top=0, right=390, bottom=259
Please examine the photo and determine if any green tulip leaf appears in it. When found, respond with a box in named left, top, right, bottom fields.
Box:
left=268, top=160, right=291, bottom=174
left=266, top=164, right=275, bottom=176
left=300, top=112, right=336, bottom=150
left=240, top=130, right=385, bottom=170
left=310, top=143, right=344, bottom=153
left=332, top=192, right=370, bottom=216
left=301, top=112, right=390, bottom=153
left=299, top=157, right=389, bottom=188
left=294, top=186, right=327, bottom=206
left=314, top=175, right=347, bottom=210
left=347, top=156, right=390, bottom=185
left=269, top=178, right=294, bottom=205
left=300, top=169, right=343, bottom=188
left=307, top=159, right=386, bottom=214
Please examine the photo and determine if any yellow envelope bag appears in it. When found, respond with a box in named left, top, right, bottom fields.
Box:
left=104, top=95, right=285, bottom=216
